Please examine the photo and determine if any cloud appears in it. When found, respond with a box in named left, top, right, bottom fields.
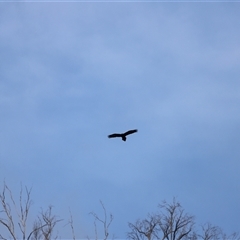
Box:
left=0, top=3, right=240, bottom=238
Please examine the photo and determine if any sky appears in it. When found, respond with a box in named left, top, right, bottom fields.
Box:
left=0, top=1, right=240, bottom=239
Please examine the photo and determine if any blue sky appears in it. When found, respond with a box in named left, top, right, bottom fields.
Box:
left=0, top=2, right=240, bottom=239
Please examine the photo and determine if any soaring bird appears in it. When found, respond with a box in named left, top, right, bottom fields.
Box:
left=108, top=129, right=138, bottom=141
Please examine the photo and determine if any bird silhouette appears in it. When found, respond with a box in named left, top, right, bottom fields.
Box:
left=108, top=129, right=138, bottom=141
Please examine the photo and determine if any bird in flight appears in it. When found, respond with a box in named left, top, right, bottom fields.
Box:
left=108, top=129, right=138, bottom=141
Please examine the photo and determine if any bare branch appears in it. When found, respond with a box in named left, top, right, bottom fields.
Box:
left=89, top=201, right=114, bottom=240
left=0, top=182, right=60, bottom=240
left=27, top=222, right=48, bottom=240
left=0, top=182, right=17, bottom=240
left=158, top=198, right=194, bottom=240
left=127, top=198, right=194, bottom=240
left=197, top=223, right=240, bottom=240
left=30, top=205, right=62, bottom=240
left=2, top=183, right=33, bottom=240
left=128, top=213, right=161, bottom=240
left=68, top=208, right=76, bottom=240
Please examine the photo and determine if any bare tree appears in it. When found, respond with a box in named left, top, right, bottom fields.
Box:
left=31, top=205, right=62, bottom=240
left=128, top=199, right=239, bottom=240
left=127, top=198, right=195, bottom=240
left=197, top=223, right=222, bottom=240
left=89, top=200, right=114, bottom=240
left=158, top=198, right=195, bottom=240
left=127, top=213, right=161, bottom=240
left=0, top=182, right=60, bottom=240
left=222, top=232, right=240, bottom=240
left=196, top=223, right=240, bottom=240
left=0, top=182, right=32, bottom=240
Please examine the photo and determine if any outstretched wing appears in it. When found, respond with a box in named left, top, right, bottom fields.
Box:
left=108, top=133, right=123, bottom=138
left=123, top=129, right=138, bottom=136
